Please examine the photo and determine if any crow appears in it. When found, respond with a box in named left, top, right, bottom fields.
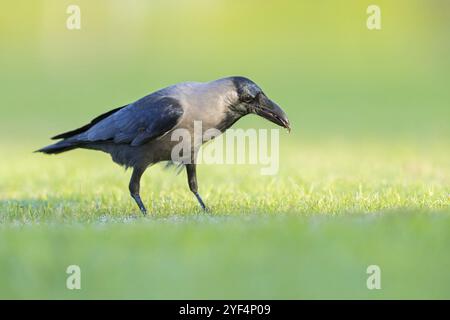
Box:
left=37, top=76, right=290, bottom=214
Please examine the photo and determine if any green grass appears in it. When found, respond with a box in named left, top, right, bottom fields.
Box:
left=0, top=140, right=449, bottom=299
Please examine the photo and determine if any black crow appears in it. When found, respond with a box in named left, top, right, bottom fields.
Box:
left=37, top=76, right=290, bottom=214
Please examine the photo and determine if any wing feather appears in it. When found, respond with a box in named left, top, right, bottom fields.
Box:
left=83, top=95, right=183, bottom=146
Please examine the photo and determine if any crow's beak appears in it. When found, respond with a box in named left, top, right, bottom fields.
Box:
left=255, top=95, right=291, bottom=132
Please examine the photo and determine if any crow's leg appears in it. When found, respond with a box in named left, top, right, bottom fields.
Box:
left=186, top=164, right=207, bottom=211
left=129, top=167, right=147, bottom=215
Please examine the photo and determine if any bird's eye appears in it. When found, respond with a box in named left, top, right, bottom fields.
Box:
left=242, top=93, right=256, bottom=103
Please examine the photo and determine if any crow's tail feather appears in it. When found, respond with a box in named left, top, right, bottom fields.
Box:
left=35, top=139, right=81, bottom=154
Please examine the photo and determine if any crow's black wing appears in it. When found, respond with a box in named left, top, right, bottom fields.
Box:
left=83, top=96, right=184, bottom=146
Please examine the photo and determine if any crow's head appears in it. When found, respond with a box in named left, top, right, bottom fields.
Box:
left=231, top=76, right=290, bottom=131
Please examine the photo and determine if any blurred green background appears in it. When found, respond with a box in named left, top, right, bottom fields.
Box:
left=1, top=0, right=449, bottom=140
left=0, top=0, right=449, bottom=299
